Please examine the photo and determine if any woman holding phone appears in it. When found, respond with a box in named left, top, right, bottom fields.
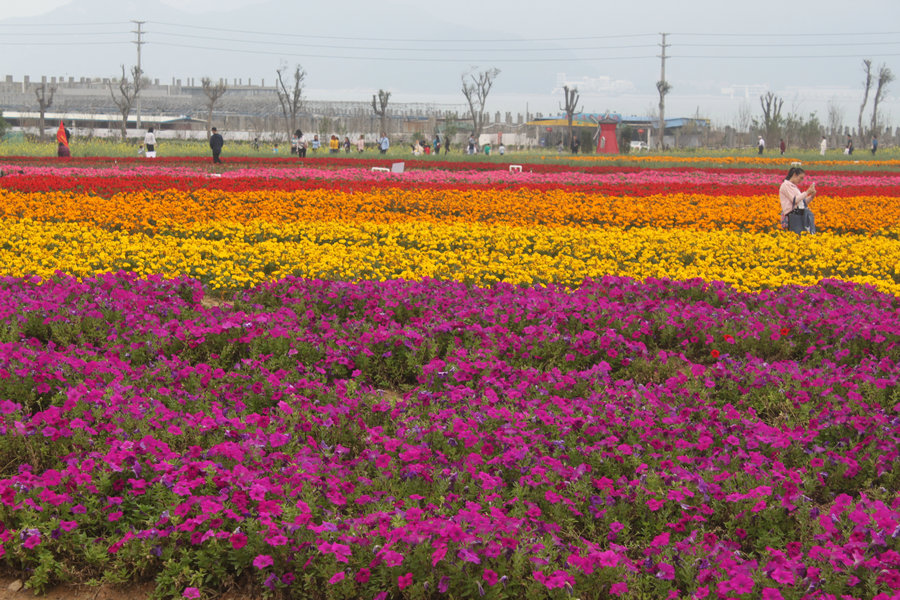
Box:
left=779, top=167, right=816, bottom=234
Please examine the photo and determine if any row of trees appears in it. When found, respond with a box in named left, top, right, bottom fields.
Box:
left=266, top=63, right=503, bottom=143
left=751, top=59, right=893, bottom=146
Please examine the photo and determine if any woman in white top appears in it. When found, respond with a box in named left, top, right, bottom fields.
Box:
left=779, top=167, right=816, bottom=233
left=144, top=127, right=157, bottom=158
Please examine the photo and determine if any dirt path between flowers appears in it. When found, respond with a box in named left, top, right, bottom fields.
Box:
left=0, top=578, right=259, bottom=600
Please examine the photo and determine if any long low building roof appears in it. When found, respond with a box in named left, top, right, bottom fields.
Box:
left=2, top=111, right=207, bottom=123
left=527, top=114, right=710, bottom=128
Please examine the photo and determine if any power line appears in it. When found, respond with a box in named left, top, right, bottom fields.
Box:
left=671, top=31, right=900, bottom=37
left=149, top=30, right=657, bottom=52
left=0, top=21, right=127, bottom=27
left=673, top=53, right=900, bottom=59
left=0, top=31, right=130, bottom=36
left=152, top=41, right=656, bottom=62
left=149, top=21, right=658, bottom=43
left=680, top=41, right=900, bottom=48
left=0, top=41, right=129, bottom=46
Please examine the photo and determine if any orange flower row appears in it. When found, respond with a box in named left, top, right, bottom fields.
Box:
left=0, top=187, right=896, bottom=235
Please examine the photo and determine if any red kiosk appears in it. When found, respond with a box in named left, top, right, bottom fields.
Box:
left=594, top=112, right=621, bottom=154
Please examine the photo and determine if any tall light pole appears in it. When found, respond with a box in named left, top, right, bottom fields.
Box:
left=657, top=32, right=670, bottom=150
left=132, top=20, right=146, bottom=129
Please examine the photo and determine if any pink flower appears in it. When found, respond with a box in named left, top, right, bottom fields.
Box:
left=265, top=534, right=288, bottom=547
left=108, top=511, right=123, bottom=522
left=610, top=582, right=628, bottom=596
left=355, top=568, right=371, bottom=584
left=183, top=587, right=201, bottom=599
left=656, top=562, right=675, bottom=580
left=762, top=588, right=784, bottom=600
left=381, top=549, right=404, bottom=567
left=253, top=554, right=273, bottom=569
left=328, top=571, right=345, bottom=585
left=432, top=545, right=447, bottom=566
left=771, top=566, right=795, bottom=586
left=483, top=569, right=498, bottom=586
left=230, top=532, right=248, bottom=550
left=23, top=535, right=40, bottom=549
left=398, top=572, right=413, bottom=590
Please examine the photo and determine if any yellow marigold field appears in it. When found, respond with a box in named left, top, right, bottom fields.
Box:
left=0, top=188, right=899, bottom=235
left=2, top=218, right=898, bottom=293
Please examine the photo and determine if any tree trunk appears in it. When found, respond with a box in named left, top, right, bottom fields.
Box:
left=121, top=110, right=128, bottom=140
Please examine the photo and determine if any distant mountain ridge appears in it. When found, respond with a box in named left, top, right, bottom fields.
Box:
left=0, top=0, right=580, bottom=98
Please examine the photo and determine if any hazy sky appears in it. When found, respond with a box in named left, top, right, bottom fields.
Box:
left=2, top=0, right=899, bottom=125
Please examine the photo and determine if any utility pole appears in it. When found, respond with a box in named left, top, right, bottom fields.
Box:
left=657, top=32, right=670, bottom=150
left=132, top=20, right=146, bottom=129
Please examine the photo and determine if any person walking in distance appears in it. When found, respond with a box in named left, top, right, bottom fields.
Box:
left=820, top=136, right=827, bottom=156
left=297, top=130, right=307, bottom=158
left=871, top=135, right=878, bottom=155
left=779, top=138, right=785, bottom=155
left=379, top=132, right=390, bottom=154
left=144, top=127, right=157, bottom=158
left=757, top=135, right=765, bottom=154
left=209, top=127, right=224, bottom=164
left=56, top=121, right=71, bottom=158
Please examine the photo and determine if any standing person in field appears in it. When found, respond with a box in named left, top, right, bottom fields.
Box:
left=820, top=136, right=827, bottom=156
left=379, top=132, right=389, bottom=154
left=779, top=138, right=786, bottom=155
left=56, top=121, right=70, bottom=158
left=444, top=134, right=451, bottom=154
left=871, top=135, right=878, bottom=155
left=343, top=136, right=351, bottom=153
left=297, top=130, right=307, bottom=158
left=845, top=137, right=854, bottom=155
left=311, top=135, right=321, bottom=152
left=209, top=127, right=224, bottom=164
left=144, top=127, right=157, bottom=158
left=357, top=135, right=365, bottom=152
left=433, top=134, right=441, bottom=155
left=779, top=166, right=816, bottom=233
left=757, top=135, right=765, bottom=154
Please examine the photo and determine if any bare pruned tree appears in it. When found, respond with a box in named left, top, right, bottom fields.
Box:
left=759, top=91, right=784, bottom=143
left=826, top=97, right=844, bottom=146
left=858, top=59, right=873, bottom=138
left=826, top=98, right=844, bottom=136
left=733, top=101, right=752, bottom=146
left=559, top=85, right=581, bottom=150
left=201, top=77, right=228, bottom=138
left=372, top=89, right=391, bottom=135
left=34, top=82, right=56, bottom=142
left=870, top=64, right=894, bottom=137
left=275, top=64, right=306, bottom=141
left=108, top=65, right=144, bottom=140
left=656, top=80, right=672, bottom=149
left=461, top=67, right=500, bottom=140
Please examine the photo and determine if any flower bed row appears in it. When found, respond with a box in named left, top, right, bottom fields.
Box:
left=3, top=170, right=900, bottom=200
left=2, top=187, right=900, bottom=235
left=5, top=164, right=900, bottom=187
left=0, top=272, right=897, bottom=599
left=1, top=219, right=899, bottom=294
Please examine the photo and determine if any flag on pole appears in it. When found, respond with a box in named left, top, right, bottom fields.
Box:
left=56, top=121, right=68, bottom=147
